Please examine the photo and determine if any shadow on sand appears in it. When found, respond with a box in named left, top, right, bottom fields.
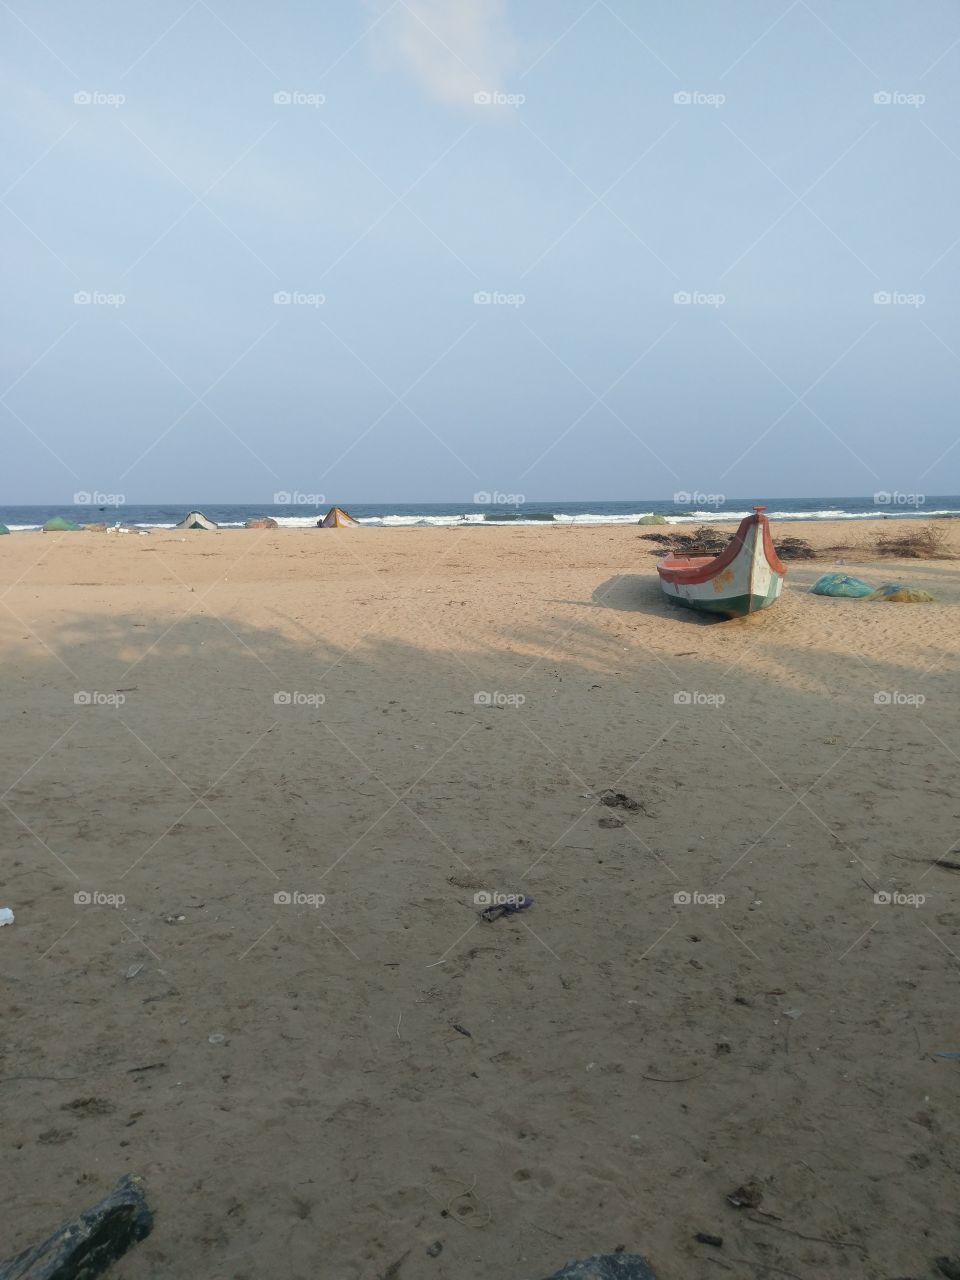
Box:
left=586, top=573, right=722, bottom=623
left=1, top=593, right=958, bottom=1280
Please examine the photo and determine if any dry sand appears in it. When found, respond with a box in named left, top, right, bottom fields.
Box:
left=1, top=519, right=959, bottom=1280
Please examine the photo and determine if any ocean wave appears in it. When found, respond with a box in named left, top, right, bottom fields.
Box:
left=5, top=505, right=960, bottom=532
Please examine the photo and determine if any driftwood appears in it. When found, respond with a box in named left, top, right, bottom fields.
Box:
left=639, top=525, right=728, bottom=555
left=639, top=526, right=815, bottom=560
left=774, top=535, right=816, bottom=560
left=876, top=524, right=949, bottom=558
left=0, top=1175, right=152, bottom=1280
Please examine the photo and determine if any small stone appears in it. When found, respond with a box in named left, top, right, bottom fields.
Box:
left=599, top=789, right=643, bottom=812
left=426, top=1241, right=443, bottom=1258
left=727, top=1181, right=762, bottom=1209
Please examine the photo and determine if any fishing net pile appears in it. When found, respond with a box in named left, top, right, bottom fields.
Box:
left=811, top=573, right=936, bottom=602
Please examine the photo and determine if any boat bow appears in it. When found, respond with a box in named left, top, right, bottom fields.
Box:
left=656, top=506, right=786, bottom=618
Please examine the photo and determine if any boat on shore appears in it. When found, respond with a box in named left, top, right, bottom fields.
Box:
left=656, top=506, right=786, bottom=618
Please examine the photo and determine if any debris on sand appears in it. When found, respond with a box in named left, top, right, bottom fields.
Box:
left=0, top=1174, right=152, bottom=1280
left=774, top=535, right=816, bottom=560
left=694, top=1232, right=723, bottom=1247
left=727, top=1181, right=763, bottom=1209
left=877, top=524, right=949, bottom=559
left=479, top=896, right=532, bottom=923
left=639, top=525, right=727, bottom=556
left=542, top=1255, right=658, bottom=1280
left=639, top=525, right=815, bottom=560
left=599, top=790, right=644, bottom=813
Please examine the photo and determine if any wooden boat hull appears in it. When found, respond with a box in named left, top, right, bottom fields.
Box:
left=656, top=508, right=786, bottom=619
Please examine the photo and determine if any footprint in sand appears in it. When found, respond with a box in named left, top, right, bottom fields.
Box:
left=510, top=1167, right=556, bottom=1200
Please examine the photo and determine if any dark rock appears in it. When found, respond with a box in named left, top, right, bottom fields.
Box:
left=694, top=1232, right=723, bottom=1247
left=727, top=1180, right=763, bottom=1209
left=599, top=790, right=643, bottom=813
left=541, top=1256, right=657, bottom=1280
left=0, top=1174, right=152, bottom=1280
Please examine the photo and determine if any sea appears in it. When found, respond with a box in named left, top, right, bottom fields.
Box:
left=2, top=497, right=959, bottom=532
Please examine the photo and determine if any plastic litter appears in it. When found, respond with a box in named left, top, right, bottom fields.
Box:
left=0, top=1173, right=152, bottom=1277
left=0, top=908, right=14, bottom=927
left=542, top=1255, right=657, bottom=1280
left=479, top=896, right=533, bottom=923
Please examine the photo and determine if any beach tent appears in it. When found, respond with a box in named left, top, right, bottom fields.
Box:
left=245, top=517, right=278, bottom=529
left=176, top=511, right=218, bottom=530
left=318, top=506, right=359, bottom=528
left=0, top=523, right=9, bottom=535
left=42, top=516, right=82, bottom=532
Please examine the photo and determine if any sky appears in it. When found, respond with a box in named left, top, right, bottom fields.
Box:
left=2, top=0, right=960, bottom=504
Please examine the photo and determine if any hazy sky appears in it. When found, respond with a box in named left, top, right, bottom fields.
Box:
left=3, top=0, right=960, bottom=503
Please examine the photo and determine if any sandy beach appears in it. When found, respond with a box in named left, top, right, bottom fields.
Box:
left=1, top=519, right=959, bottom=1280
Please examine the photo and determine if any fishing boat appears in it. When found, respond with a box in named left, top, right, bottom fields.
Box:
left=656, top=506, right=786, bottom=618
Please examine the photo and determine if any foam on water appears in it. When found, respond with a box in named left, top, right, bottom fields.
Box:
left=3, top=500, right=959, bottom=532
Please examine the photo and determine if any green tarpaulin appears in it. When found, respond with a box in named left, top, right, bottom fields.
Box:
left=42, top=516, right=82, bottom=532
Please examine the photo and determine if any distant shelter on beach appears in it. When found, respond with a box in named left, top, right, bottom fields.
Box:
left=176, top=511, right=219, bottom=530
left=318, top=507, right=359, bottom=528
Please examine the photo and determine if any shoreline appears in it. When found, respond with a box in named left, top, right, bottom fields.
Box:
left=4, top=507, right=960, bottom=533
left=2, top=517, right=959, bottom=559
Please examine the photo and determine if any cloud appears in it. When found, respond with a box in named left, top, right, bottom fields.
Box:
left=370, top=0, right=518, bottom=106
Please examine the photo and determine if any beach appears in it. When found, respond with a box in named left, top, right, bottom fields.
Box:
left=1, top=518, right=958, bottom=1279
